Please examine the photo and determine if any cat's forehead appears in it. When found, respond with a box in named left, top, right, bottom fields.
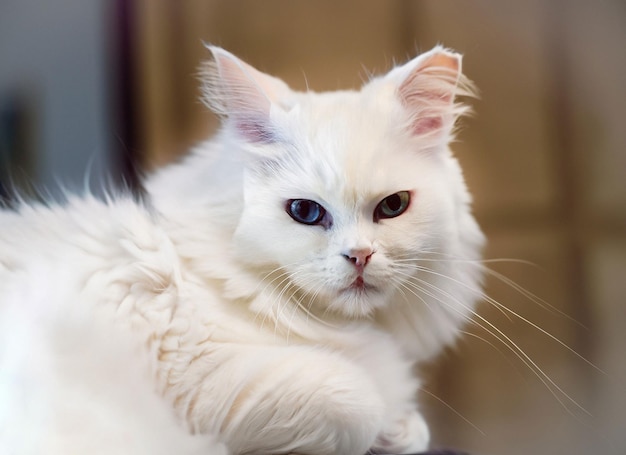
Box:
left=275, top=94, right=426, bottom=208
left=303, top=92, right=418, bottom=170
left=292, top=91, right=393, bottom=161
left=296, top=89, right=383, bottom=130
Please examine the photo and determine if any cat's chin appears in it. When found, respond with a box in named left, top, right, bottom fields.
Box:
left=326, top=281, right=392, bottom=318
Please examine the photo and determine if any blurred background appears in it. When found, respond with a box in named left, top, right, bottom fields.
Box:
left=1, top=1, right=624, bottom=454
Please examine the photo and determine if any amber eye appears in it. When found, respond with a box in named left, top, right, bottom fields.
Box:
left=286, top=199, right=327, bottom=225
left=374, top=191, right=411, bottom=222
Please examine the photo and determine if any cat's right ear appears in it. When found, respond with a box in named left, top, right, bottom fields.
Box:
left=384, top=46, right=476, bottom=143
left=200, top=46, right=292, bottom=143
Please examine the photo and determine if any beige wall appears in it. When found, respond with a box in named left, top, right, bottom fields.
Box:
left=134, top=1, right=626, bottom=454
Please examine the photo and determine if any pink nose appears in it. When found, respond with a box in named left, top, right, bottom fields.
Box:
left=342, top=248, right=373, bottom=269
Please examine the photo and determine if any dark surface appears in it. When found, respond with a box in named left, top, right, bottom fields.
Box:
left=418, top=450, right=469, bottom=455
left=375, top=450, right=469, bottom=455
left=401, top=451, right=468, bottom=455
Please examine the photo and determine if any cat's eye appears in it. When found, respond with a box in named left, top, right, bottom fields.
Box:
left=374, top=191, right=411, bottom=222
left=286, top=199, right=327, bottom=226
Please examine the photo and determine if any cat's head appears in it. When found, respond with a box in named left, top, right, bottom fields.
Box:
left=202, top=46, right=478, bottom=319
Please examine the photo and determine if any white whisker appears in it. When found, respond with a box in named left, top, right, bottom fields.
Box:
left=404, top=263, right=605, bottom=377
left=395, top=268, right=591, bottom=417
left=460, top=330, right=526, bottom=380
left=420, top=388, right=485, bottom=436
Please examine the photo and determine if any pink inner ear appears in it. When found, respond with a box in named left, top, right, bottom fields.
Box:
left=235, top=118, right=276, bottom=143
left=210, top=48, right=278, bottom=143
left=397, top=50, right=461, bottom=137
left=411, top=116, right=443, bottom=136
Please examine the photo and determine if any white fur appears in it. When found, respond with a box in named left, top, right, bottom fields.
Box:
left=0, top=46, right=484, bottom=454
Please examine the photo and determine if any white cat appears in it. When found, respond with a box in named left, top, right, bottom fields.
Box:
left=0, top=46, right=484, bottom=455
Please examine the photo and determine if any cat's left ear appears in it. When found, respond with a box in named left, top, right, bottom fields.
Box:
left=386, top=46, right=475, bottom=140
left=201, top=45, right=292, bottom=143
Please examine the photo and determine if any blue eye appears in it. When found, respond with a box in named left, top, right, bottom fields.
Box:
left=286, top=199, right=327, bottom=226
left=374, top=191, right=411, bottom=222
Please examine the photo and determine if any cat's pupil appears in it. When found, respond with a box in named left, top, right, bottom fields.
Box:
left=286, top=199, right=326, bottom=226
left=295, top=200, right=316, bottom=219
left=386, top=194, right=402, bottom=212
left=374, top=191, right=411, bottom=222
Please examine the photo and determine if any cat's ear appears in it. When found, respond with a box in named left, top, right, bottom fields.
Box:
left=201, top=45, right=292, bottom=143
left=386, top=46, right=475, bottom=140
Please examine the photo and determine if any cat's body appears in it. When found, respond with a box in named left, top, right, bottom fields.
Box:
left=0, top=46, right=484, bottom=454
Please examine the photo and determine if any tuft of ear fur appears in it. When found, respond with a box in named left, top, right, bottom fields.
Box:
left=387, top=46, right=476, bottom=140
left=200, top=45, right=292, bottom=143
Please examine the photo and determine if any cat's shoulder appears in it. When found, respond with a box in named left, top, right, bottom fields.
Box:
left=0, top=191, right=166, bottom=272
left=0, top=191, right=151, bottom=235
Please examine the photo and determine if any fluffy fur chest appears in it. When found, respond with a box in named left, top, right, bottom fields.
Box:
left=25, top=211, right=415, bottom=442
left=107, top=262, right=418, bottom=438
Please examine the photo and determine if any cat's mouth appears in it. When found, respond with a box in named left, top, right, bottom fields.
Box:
left=343, top=276, right=378, bottom=294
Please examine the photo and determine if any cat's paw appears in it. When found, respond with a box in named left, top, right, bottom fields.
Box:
left=371, top=410, right=430, bottom=454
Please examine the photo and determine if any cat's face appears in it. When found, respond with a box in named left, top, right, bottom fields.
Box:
left=233, top=95, right=462, bottom=317
left=204, top=46, right=474, bottom=318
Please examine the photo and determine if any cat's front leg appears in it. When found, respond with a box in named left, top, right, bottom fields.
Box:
left=371, top=409, right=430, bottom=454
left=183, top=345, right=386, bottom=455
